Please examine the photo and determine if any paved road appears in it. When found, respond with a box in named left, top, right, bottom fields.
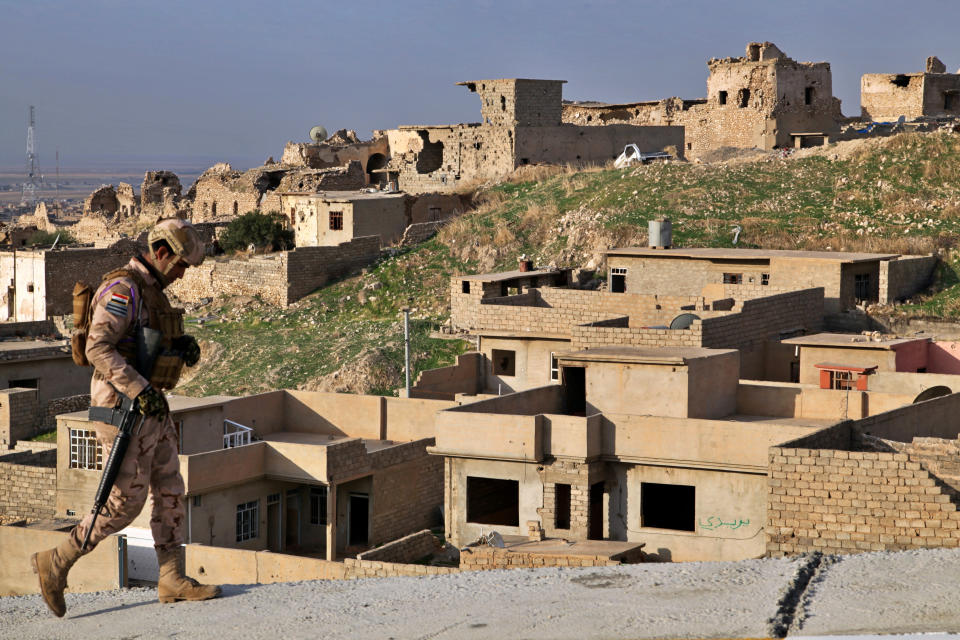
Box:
left=3, top=549, right=960, bottom=639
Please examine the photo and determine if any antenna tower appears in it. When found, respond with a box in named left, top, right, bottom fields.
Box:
left=22, top=105, right=43, bottom=204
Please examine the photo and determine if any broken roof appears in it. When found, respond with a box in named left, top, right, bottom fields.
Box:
left=604, top=247, right=900, bottom=263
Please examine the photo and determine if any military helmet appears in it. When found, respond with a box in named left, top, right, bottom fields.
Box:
left=148, top=218, right=205, bottom=266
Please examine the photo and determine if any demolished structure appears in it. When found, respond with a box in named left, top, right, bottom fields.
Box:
left=861, top=55, right=960, bottom=121
left=383, top=78, right=684, bottom=193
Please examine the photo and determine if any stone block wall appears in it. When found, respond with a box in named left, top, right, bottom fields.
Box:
left=356, top=529, right=437, bottom=563
left=341, top=558, right=459, bottom=578
left=571, top=321, right=703, bottom=350
left=701, top=288, right=823, bottom=350
left=42, top=242, right=138, bottom=315
left=370, top=452, right=444, bottom=547
left=43, top=394, right=90, bottom=429
left=880, top=256, right=937, bottom=304
left=537, top=460, right=598, bottom=541
left=766, top=445, right=960, bottom=557
left=0, top=448, right=56, bottom=519
left=168, top=236, right=380, bottom=307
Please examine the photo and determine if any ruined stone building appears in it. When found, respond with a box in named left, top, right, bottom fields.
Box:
left=563, top=41, right=843, bottom=155
left=383, top=78, right=684, bottom=193
left=861, top=55, right=960, bottom=121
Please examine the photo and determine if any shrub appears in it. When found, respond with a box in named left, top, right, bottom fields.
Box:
left=27, top=229, right=74, bottom=247
left=218, top=210, right=293, bottom=253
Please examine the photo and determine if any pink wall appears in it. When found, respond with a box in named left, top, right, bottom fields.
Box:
left=928, top=342, right=960, bottom=375
left=893, top=339, right=929, bottom=373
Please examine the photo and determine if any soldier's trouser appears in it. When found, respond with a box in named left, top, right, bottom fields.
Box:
left=70, top=415, right=185, bottom=553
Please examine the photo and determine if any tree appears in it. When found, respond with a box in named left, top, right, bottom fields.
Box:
left=27, top=229, right=75, bottom=247
left=218, top=210, right=293, bottom=253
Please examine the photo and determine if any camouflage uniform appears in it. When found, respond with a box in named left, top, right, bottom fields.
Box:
left=69, top=256, right=186, bottom=552
left=32, top=218, right=217, bottom=617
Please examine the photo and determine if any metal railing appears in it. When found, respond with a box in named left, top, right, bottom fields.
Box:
left=223, top=419, right=252, bottom=449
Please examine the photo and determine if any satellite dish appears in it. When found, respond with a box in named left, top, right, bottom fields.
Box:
left=309, top=126, right=328, bottom=144
left=669, top=313, right=700, bottom=330
left=913, top=386, right=952, bottom=403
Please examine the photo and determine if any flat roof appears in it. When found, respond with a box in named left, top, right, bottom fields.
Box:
left=460, top=267, right=566, bottom=282
left=781, top=333, right=926, bottom=350
left=281, top=190, right=406, bottom=201
left=604, top=247, right=900, bottom=263
left=167, top=395, right=237, bottom=411
left=558, top=345, right=736, bottom=365
left=262, top=432, right=405, bottom=453
left=0, top=339, right=70, bottom=361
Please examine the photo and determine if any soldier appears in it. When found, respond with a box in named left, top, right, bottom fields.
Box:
left=31, top=218, right=221, bottom=617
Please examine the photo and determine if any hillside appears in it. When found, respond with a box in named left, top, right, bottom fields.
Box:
left=175, top=131, right=960, bottom=398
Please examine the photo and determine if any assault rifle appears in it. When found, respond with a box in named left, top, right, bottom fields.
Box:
left=80, top=327, right=164, bottom=551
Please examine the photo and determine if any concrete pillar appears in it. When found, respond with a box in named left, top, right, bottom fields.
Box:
left=325, top=484, right=337, bottom=561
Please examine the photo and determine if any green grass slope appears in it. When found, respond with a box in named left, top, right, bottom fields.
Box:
left=176, top=131, right=960, bottom=398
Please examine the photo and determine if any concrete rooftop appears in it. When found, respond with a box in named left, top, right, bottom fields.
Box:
left=782, top=332, right=926, bottom=349
left=604, top=247, right=901, bottom=263
left=557, top=345, right=735, bottom=365
left=460, top=267, right=565, bottom=282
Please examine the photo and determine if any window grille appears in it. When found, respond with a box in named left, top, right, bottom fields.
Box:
left=69, top=428, right=102, bottom=470
left=236, top=500, right=259, bottom=542
left=329, top=210, right=343, bottom=230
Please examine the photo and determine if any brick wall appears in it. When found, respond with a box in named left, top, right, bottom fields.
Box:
left=370, top=454, right=443, bottom=546
left=701, top=288, right=824, bottom=351
left=356, top=529, right=437, bottom=563
left=341, top=558, right=459, bottom=578
left=0, top=388, right=39, bottom=448
left=571, top=321, right=703, bottom=350
left=43, top=241, right=139, bottom=315
left=0, top=448, right=56, bottom=519
left=537, top=460, right=595, bottom=540
left=43, top=394, right=90, bottom=429
left=766, top=445, right=960, bottom=556
left=879, top=256, right=937, bottom=304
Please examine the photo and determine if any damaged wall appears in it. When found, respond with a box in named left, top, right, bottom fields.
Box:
left=861, top=58, right=960, bottom=121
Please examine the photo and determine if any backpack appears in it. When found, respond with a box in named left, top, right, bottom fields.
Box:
left=71, top=281, right=93, bottom=366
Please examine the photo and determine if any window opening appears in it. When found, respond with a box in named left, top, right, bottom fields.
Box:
left=310, top=486, right=328, bottom=525
left=830, top=370, right=855, bottom=390
left=233, top=201, right=238, bottom=215
left=805, top=86, right=814, bottom=105
left=723, top=273, right=743, bottom=285
left=718, top=91, right=728, bottom=105
left=466, top=477, right=519, bottom=526
left=945, top=91, right=959, bottom=111
left=329, top=210, right=343, bottom=231
left=554, top=484, right=571, bottom=529
left=9, top=378, right=37, bottom=389
left=69, top=428, right=102, bottom=470
left=193, top=495, right=202, bottom=507
left=738, top=89, right=750, bottom=108
left=611, top=267, right=627, bottom=293
left=236, top=500, right=259, bottom=542
left=211, top=202, right=217, bottom=216
left=550, top=353, right=559, bottom=381
left=461, top=280, right=471, bottom=294
left=492, top=349, right=516, bottom=376
left=761, top=273, right=770, bottom=286
left=641, top=482, right=695, bottom=531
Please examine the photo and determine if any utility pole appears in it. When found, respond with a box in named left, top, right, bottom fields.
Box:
left=22, top=106, right=43, bottom=205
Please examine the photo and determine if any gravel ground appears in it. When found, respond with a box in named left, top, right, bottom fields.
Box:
left=2, top=550, right=959, bottom=639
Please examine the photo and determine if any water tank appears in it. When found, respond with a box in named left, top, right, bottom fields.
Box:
left=649, top=217, right=672, bottom=249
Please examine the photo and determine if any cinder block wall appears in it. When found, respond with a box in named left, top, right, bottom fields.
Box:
left=879, top=256, right=938, bottom=304
left=0, top=388, right=40, bottom=448
left=0, top=449, right=56, bottom=519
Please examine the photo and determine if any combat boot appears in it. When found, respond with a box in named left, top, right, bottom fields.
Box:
left=31, top=538, right=83, bottom=617
left=156, top=547, right=221, bottom=603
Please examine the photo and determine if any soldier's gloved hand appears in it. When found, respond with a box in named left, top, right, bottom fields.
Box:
left=173, top=335, right=201, bottom=367
left=136, top=386, right=169, bottom=419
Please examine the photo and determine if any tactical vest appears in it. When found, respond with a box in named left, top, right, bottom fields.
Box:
left=85, top=267, right=187, bottom=390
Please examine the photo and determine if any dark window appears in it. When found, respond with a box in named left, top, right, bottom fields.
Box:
left=854, top=273, right=870, bottom=302
left=309, top=486, right=328, bottom=525
left=738, top=89, right=750, bottom=108
left=492, top=349, right=515, bottom=376
left=946, top=92, right=958, bottom=111
left=761, top=273, right=770, bottom=286
left=805, top=86, right=815, bottom=105
left=641, top=482, right=695, bottom=531
left=461, top=280, right=471, bottom=294
left=718, top=91, right=728, bottom=105
left=9, top=378, right=37, bottom=389
left=211, top=202, right=217, bottom=215
left=686, top=142, right=692, bottom=151
left=348, top=493, right=369, bottom=545
left=563, top=366, right=586, bottom=415
left=723, top=273, right=743, bottom=285
left=589, top=482, right=604, bottom=540
left=329, top=210, right=343, bottom=231
left=550, top=353, right=559, bottom=381
left=554, top=484, right=571, bottom=530
left=467, top=477, right=519, bottom=526
left=611, top=267, right=627, bottom=293
left=428, top=206, right=442, bottom=221
left=233, top=201, right=239, bottom=215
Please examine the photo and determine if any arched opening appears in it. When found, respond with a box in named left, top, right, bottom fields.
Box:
left=366, top=153, right=388, bottom=185
left=914, top=386, right=952, bottom=403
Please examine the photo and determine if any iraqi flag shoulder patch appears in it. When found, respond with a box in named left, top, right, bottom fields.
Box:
left=105, top=291, right=130, bottom=317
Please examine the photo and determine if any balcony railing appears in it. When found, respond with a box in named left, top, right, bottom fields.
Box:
left=223, top=419, right=252, bottom=449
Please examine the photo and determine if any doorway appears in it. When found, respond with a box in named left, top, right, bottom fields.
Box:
left=348, top=493, right=369, bottom=546
left=588, top=482, right=605, bottom=540
left=285, top=489, right=301, bottom=549
left=564, top=367, right=586, bottom=415
left=267, top=493, right=281, bottom=552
